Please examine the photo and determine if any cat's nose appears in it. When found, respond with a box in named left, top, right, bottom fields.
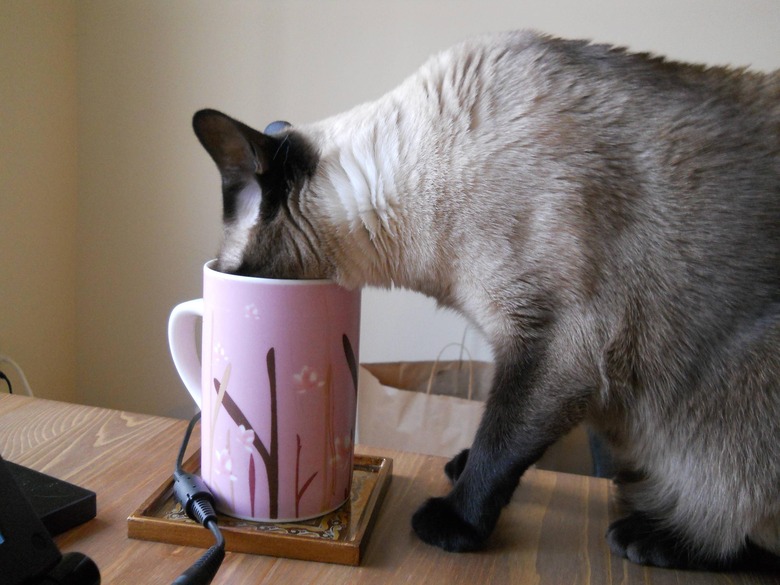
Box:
left=264, top=120, right=292, bottom=135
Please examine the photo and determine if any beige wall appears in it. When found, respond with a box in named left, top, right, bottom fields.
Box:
left=0, top=1, right=78, bottom=402
left=2, top=1, right=779, bottom=416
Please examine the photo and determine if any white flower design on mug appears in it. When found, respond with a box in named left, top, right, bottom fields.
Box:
left=236, top=424, right=255, bottom=453
left=213, top=342, right=228, bottom=363
left=293, top=366, right=325, bottom=394
left=214, top=448, right=237, bottom=482
left=334, top=434, right=352, bottom=463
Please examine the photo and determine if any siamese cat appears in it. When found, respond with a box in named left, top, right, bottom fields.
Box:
left=192, top=30, right=780, bottom=570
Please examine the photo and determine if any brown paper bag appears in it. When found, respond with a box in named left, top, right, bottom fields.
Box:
left=356, top=357, right=595, bottom=474
left=356, top=357, right=492, bottom=457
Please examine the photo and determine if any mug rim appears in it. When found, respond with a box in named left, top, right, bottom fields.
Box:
left=204, top=259, right=337, bottom=286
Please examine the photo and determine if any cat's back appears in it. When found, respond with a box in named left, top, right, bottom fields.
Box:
left=416, top=30, right=780, bottom=214
left=423, top=30, right=780, bottom=131
left=402, top=31, right=778, bottom=311
left=446, top=30, right=779, bottom=96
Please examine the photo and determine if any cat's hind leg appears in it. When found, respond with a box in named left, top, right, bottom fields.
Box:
left=607, top=511, right=780, bottom=571
left=606, top=512, right=724, bottom=570
left=608, top=308, right=780, bottom=569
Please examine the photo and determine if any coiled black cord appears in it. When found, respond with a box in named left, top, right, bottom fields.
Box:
left=171, top=412, right=225, bottom=585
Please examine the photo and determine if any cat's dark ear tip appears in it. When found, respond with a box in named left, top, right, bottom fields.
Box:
left=192, top=110, right=240, bottom=148
left=192, top=108, right=226, bottom=129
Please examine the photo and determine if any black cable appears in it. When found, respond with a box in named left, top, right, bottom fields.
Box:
left=177, top=411, right=201, bottom=472
left=171, top=412, right=225, bottom=585
left=0, top=370, right=12, bottom=394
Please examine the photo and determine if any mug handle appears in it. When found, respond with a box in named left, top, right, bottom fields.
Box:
left=168, top=299, right=204, bottom=408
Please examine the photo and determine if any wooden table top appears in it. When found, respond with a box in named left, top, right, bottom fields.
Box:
left=1, top=393, right=776, bottom=584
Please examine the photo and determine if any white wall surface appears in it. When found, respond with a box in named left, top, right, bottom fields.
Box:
left=2, top=1, right=779, bottom=416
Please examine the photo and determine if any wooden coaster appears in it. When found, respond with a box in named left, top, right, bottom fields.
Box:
left=127, top=451, right=392, bottom=565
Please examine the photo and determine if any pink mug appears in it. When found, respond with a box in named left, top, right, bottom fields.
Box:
left=168, top=260, right=361, bottom=522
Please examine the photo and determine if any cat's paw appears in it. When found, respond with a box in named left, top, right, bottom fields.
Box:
left=606, top=513, right=706, bottom=569
left=444, top=449, right=469, bottom=484
left=411, top=496, right=485, bottom=552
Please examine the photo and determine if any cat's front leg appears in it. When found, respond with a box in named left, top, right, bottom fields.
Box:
left=412, top=432, right=536, bottom=551
left=412, top=351, right=589, bottom=551
left=444, top=449, right=469, bottom=484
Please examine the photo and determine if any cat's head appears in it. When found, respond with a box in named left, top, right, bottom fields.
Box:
left=193, top=109, right=332, bottom=279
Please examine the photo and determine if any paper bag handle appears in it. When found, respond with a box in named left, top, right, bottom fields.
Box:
left=425, top=342, right=475, bottom=399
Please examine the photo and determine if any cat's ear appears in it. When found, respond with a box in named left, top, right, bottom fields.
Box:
left=192, top=109, right=275, bottom=186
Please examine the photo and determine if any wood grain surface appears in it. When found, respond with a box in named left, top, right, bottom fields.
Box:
left=1, top=394, right=777, bottom=584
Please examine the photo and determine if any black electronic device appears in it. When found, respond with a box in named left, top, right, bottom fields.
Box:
left=0, top=454, right=100, bottom=585
left=0, top=414, right=221, bottom=584
left=6, top=461, right=96, bottom=537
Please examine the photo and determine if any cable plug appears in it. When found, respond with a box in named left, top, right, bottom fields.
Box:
left=173, top=469, right=218, bottom=526
left=170, top=413, right=225, bottom=585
